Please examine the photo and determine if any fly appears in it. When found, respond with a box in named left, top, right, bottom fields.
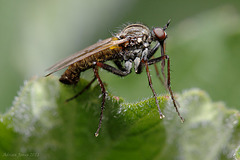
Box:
left=45, top=20, right=184, bottom=137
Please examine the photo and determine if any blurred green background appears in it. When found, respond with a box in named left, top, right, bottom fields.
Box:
left=1, top=0, right=240, bottom=113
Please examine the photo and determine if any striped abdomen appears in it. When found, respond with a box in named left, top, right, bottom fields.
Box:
left=59, top=47, right=121, bottom=85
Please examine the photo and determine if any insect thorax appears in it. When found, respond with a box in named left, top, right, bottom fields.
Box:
left=116, top=24, right=152, bottom=61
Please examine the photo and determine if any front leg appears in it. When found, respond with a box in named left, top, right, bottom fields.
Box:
left=93, top=61, right=132, bottom=77
left=147, top=42, right=160, bottom=59
left=143, top=60, right=165, bottom=119
left=147, top=42, right=167, bottom=86
left=148, top=55, right=184, bottom=123
left=159, top=42, right=167, bottom=85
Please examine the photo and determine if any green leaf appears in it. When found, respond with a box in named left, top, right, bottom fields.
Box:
left=0, top=76, right=239, bottom=160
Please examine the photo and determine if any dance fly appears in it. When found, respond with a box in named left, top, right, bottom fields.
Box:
left=45, top=20, right=184, bottom=137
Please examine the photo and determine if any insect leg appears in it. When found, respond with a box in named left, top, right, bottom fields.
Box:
left=143, top=60, right=165, bottom=119
left=148, top=42, right=166, bottom=87
left=166, top=56, right=184, bottom=122
left=148, top=55, right=184, bottom=122
left=152, top=59, right=165, bottom=85
left=92, top=62, right=131, bottom=137
left=160, top=19, right=171, bottom=84
left=65, top=77, right=97, bottom=102
left=93, top=66, right=106, bottom=137
left=147, top=55, right=168, bottom=65
left=93, top=62, right=131, bottom=77
left=147, top=42, right=160, bottom=59
left=113, top=60, right=126, bottom=71
left=160, top=42, right=167, bottom=87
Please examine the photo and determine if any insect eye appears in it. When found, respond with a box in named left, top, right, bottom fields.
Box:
left=153, top=28, right=167, bottom=41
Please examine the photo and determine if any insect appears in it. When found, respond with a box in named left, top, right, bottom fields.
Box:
left=45, top=20, right=184, bottom=137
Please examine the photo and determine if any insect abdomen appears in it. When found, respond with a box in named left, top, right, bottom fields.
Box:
left=59, top=47, right=121, bottom=85
left=59, top=63, right=81, bottom=85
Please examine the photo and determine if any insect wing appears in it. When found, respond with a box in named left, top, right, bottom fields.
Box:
left=45, top=37, right=128, bottom=76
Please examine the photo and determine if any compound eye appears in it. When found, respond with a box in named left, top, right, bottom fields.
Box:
left=153, top=28, right=167, bottom=41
